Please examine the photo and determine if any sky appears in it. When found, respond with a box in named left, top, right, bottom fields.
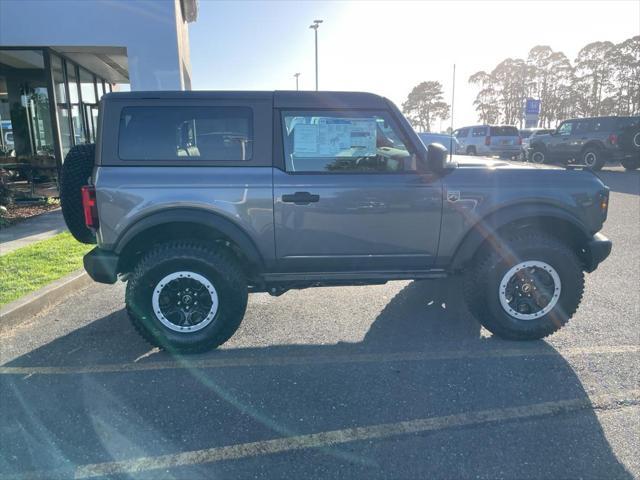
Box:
left=189, top=0, right=640, bottom=129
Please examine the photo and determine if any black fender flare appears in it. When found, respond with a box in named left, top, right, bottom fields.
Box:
left=450, top=204, right=590, bottom=271
left=580, top=140, right=606, bottom=155
left=529, top=141, right=547, bottom=153
left=114, top=208, right=264, bottom=268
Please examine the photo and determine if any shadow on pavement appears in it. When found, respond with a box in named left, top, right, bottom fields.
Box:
left=0, top=280, right=634, bottom=479
left=597, top=169, right=640, bottom=195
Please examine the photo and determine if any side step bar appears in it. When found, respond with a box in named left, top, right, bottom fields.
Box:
left=261, top=270, right=447, bottom=283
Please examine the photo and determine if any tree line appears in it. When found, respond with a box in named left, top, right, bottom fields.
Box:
left=469, top=36, right=639, bottom=128
left=402, top=36, right=639, bottom=132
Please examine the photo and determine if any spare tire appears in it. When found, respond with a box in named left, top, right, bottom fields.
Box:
left=60, top=144, right=96, bottom=244
left=618, top=127, right=640, bottom=154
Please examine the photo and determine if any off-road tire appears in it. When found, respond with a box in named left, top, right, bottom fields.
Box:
left=464, top=232, right=584, bottom=340
left=621, top=158, right=640, bottom=171
left=125, top=242, right=248, bottom=353
left=582, top=147, right=605, bottom=171
left=60, top=144, right=96, bottom=244
left=529, top=146, right=547, bottom=164
left=618, top=128, right=640, bottom=154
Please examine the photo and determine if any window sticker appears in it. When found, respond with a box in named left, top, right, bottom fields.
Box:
left=293, top=117, right=377, bottom=157
left=293, top=124, right=319, bottom=154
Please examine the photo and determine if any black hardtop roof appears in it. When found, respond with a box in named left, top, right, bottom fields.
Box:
left=564, top=115, right=640, bottom=121
left=102, top=90, right=390, bottom=109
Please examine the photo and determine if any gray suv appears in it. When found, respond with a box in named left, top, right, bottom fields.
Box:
left=60, top=91, right=612, bottom=352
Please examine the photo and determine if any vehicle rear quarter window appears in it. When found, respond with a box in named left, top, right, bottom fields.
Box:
left=281, top=111, right=415, bottom=173
left=118, top=106, right=253, bottom=161
left=489, top=126, right=518, bottom=136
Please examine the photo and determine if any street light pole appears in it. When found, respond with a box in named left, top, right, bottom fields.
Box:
left=294, top=73, right=300, bottom=90
left=309, top=19, right=323, bottom=91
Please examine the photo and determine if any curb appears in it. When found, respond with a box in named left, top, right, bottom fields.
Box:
left=0, top=270, right=93, bottom=332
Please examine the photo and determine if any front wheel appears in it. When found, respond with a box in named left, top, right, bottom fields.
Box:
left=125, top=242, right=248, bottom=353
left=529, top=147, right=546, bottom=164
left=464, top=233, right=584, bottom=340
left=582, top=147, right=605, bottom=171
left=621, top=158, right=640, bottom=171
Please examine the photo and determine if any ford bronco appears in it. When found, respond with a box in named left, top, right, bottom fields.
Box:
left=60, top=91, right=612, bottom=352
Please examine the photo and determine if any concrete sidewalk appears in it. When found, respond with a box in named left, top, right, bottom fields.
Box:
left=0, top=209, right=66, bottom=256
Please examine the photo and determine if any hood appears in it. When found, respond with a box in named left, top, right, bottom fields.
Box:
left=452, top=155, right=563, bottom=171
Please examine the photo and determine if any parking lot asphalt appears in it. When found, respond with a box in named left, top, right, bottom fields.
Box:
left=1, top=167, right=639, bottom=479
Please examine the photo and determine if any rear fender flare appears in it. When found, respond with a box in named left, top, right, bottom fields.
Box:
left=114, top=208, right=264, bottom=268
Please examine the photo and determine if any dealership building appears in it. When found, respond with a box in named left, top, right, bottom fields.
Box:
left=0, top=0, right=197, bottom=197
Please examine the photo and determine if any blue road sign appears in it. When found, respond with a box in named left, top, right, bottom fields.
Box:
left=525, top=99, right=541, bottom=115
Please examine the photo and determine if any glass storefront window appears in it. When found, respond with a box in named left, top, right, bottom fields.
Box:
left=80, top=68, right=96, bottom=104
left=0, top=49, right=57, bottom=198
left=71, top=105, right=85, bottom=145
left=66, top=61, right=79, bottom=104
left=51, top=54, right=72, bottom=157
left=65, top=61, right=87, bottom=144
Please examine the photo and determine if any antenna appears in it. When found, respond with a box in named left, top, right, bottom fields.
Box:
left=449, top=64, right=456, bottom=161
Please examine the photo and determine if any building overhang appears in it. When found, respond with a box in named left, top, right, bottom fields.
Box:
left=51, top=46, right=128, bottom=84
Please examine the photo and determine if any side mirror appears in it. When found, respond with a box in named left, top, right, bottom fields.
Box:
left=426, top=143, right=448, bottom=172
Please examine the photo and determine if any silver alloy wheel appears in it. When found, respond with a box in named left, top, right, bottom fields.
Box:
left=531, top=151, right=545, bottom=164
left=152, top=271, right=219, bottom=333
left=499, top=261, right=561, bottom=321
left=584, top=151, right=597, bottom=167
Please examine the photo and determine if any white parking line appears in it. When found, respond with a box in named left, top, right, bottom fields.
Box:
left=0, top=344, right=637, bottom=376
left=71, top=389, right=639, bottom=479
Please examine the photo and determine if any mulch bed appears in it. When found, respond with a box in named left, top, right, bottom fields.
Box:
left=0, top=203, right=61, bottom=229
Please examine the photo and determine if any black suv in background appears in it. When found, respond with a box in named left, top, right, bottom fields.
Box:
left=528, top=116, right=640, bottom=170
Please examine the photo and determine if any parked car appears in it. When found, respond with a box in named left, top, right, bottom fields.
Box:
left=417, top=132, right=460, bottom=154
left=60, top=90, right=611, bottom=352
left=528, top=116, right=640, bottom=170
left=519, top=128, right=554, bottom=160
left=453, top=125, right=521, bottom=158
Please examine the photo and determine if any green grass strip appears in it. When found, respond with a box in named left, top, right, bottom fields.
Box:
left=0, top=232, right=93, bottom=307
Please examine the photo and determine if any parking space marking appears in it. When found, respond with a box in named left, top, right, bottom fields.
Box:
left=0, top=344, right=637, bottom=376
left=71, top=388, right=640, bottom=478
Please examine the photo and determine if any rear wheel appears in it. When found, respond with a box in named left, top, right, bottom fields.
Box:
left=464, top=232, right=584, bottom=340
left=621, top=158, right=640, bottom=171
left=466, top=146, right=477, bottom=156
left=582, top=147, right=605, bottom=171
left=125, top=242, right=248, bottom=353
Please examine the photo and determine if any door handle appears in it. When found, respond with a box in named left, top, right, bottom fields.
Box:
left=282, top=192, right=320, bottom=205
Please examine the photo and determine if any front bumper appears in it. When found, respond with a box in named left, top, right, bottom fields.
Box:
left=583, top=232, right=612, bottom=272
left=84, top=247, right=119, bottom=284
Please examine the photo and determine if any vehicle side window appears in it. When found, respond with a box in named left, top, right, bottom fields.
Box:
left=592, top=118, right=614, bottom=132
left=281, top=111, right=415, bottom=173
left=455, top=128, right=469, bottom=138
left=118, top=106, right=253, bottom=161
left=557, top=121, right=573, bottom=135
left=574, top=120, right=593, bottom=134
left=471, top=127, right=487, bottom=137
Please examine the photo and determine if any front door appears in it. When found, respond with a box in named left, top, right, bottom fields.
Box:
left=550, top=120, right=574, bottom=160
left=273, top=110, right=443, bottom=272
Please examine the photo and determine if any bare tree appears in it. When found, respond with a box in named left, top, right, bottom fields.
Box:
left=574, top=41, right=616, bottom=117
left=402, top=81, right=450, bottom=132
left=469, top=36, right=639, bottom=127
left=469, top=71, right=501, bottom=123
